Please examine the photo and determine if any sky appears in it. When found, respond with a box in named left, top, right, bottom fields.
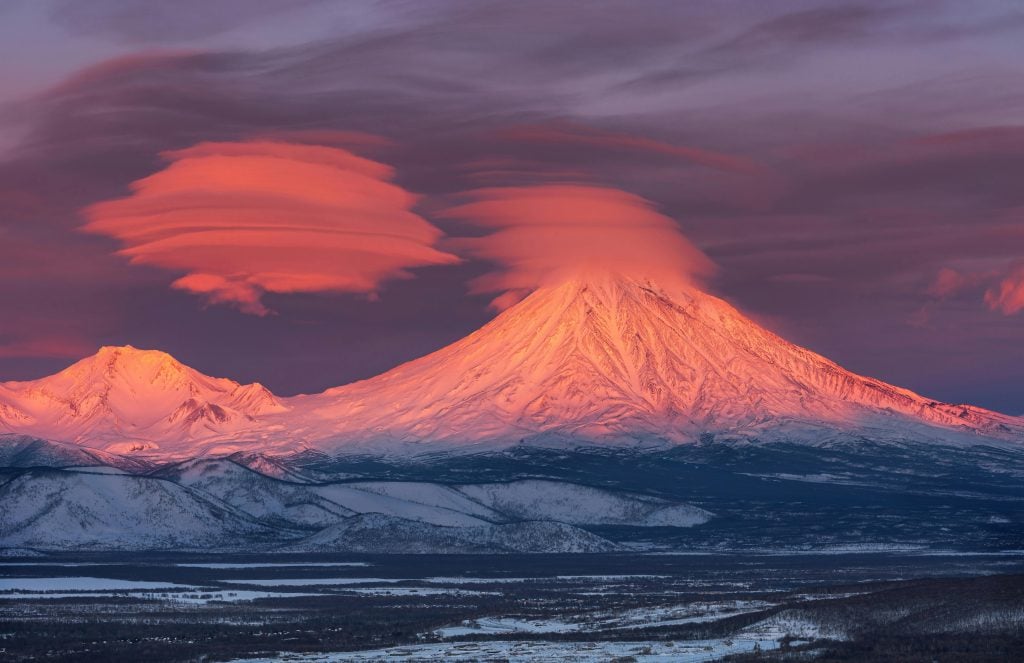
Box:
left=1, top=0, right=1023, bottom=414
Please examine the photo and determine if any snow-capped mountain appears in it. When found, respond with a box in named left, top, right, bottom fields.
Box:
left=0, top=458, right=708, bottom=552
left=0, top=434, right=152, bottom=472
left=0, top=346, right=285, bottom=455
left=0, top=275, right=1021, bottom=457
left=0, top=468, right=286, bottom=550
left=295, top=275, right=1023, bottom=450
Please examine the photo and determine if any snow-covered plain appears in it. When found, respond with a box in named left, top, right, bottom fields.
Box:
left=4, top=552, right=1016, bottom=662
left=339, top=587, right=498, bottom=597
left=219, top=577, right=406, bottom=587
left=0, top=577, right=187, bottom=591
left=227, top=636, right=783, bottom=662
left=421, top=575, right=667, bottom=584
left=0, top=589, right=319, bottom=604
left=430, top=599, right=777, bottom=638
left=175, top=562, right=370, bottom=569
left=435, top=616, right=581, bottom=637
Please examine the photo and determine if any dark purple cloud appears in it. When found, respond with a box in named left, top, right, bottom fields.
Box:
left=1, top=1, right=1024, bottom=413
left=48, top=0, right=334, bottom=44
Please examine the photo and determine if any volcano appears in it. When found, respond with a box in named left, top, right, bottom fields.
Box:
left=1, top=276, right=1021, bottom=457
left=292, top=275, right=1022, bottom=451
left=0, top=345, right=285, bottom=455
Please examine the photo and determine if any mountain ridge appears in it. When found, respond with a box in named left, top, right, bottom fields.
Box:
left=0, top=275, right=1020, bottom=457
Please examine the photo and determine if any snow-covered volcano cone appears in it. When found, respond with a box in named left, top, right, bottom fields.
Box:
left=295, top=274, right=1022, bottom=449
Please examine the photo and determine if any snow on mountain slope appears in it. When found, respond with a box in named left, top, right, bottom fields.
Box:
left=152, top=458, right=353, bottom=529
left=345, top=482, right=506, bottom=521
left=283, top=514, right=620, bottom=553
left=0, top=434, right=151, bottom=472
left=0, top=469, right=286, bottom=550
left=0, top=387, right=32, bottom=426
left=293, top=275, right=1024, bottom=449
left=309, top=484, right=493, bottom=527
left=0, top=459, right=685, bottom=551
left=1, top=276, right=1021, bottom=458
left=150, top=460, right=711, bottom=531
left=152, top=459, right=494, bottom=529
left=346, top=479, right=711, bottom=527
left=0, top=346, right=286, bottom=455
left=456, top=480, right=712, bottom=527
left=226, top=452, right=315, bottom=483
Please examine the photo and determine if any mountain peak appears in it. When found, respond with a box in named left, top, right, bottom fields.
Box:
left=54, top=345, right=198, bottom=395
left=93, top=344, right=174, bottom=359
left=0, top=346, right=284, bottom=454
left=90, top=344, right=184, bottom=368
left=297, top=274, right=1023, bottom=449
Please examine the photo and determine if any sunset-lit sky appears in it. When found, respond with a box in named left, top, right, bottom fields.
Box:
left=1, top=0, right=1023, bottom=413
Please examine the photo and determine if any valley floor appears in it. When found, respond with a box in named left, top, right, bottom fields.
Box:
left=1, top=552, right=1022, bottom=662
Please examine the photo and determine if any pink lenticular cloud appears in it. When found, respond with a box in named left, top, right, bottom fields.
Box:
left=927, top=267, right=972, bottom=299
left=985, top=265, right=1024, bottom=315
left=82, top=141, right=459, bottom=315
left=443, top=184, right=715, bottom=309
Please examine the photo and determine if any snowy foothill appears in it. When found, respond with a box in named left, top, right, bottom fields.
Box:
left=0, top=459, right=712, bottom=553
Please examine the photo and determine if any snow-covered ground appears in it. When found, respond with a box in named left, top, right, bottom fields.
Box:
left=0, top=589, right=319, bottom=604
left=431, top=600, right=777, bottom=638
left=739, top=612, right=846, bottom=642
left=0, top=576, right=339, bottom=605
left=0, top=577, right=186, bottom=592
left=435, top=617, right=581, bottom=637
left=421, top=574, right=667, bottom=585
left=216, top=576, right=499, bottom=596
left=340, top=587, right=498, bottom=597
left=176, top=562, right=370, bottom=569
left=228, top=636, right=783, bottom=662
left=0, top=562, right=129, bottom=567
left=219, top=577, right=406, bottom=587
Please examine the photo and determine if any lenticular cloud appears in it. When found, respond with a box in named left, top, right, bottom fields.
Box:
left=443, top=185, right=715, bottom=309
left=985, top=264, right=1024, bottom=315
left=83, top=141, right=459, bottom=315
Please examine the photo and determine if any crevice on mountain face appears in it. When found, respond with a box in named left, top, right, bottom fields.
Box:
left=0, top=276, right=1021, bottom=458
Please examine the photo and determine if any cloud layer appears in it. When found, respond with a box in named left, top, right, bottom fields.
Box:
left=83, top=141, right=459, bottom=314
left=986, top=265, right=1024, bottom=315
left=444, top=185, right=715, bottom=309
